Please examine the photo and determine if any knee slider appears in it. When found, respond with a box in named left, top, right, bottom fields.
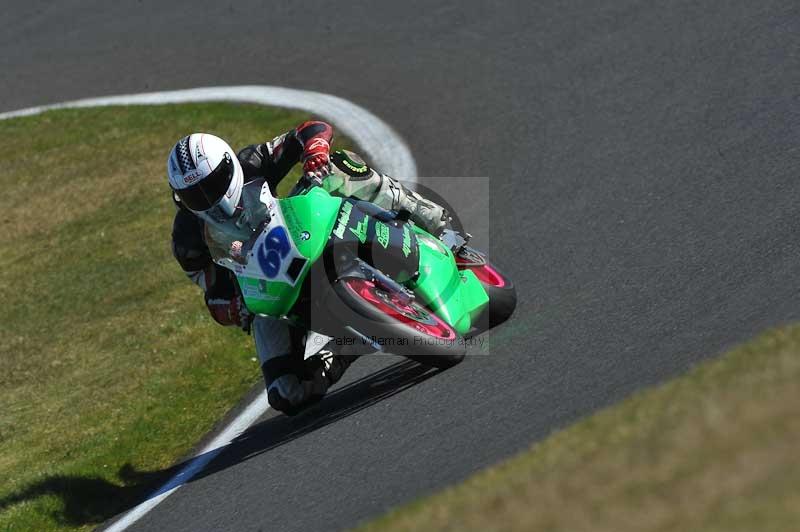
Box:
left=267, top=387, right=291, bottom=412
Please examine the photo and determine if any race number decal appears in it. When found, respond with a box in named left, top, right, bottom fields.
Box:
left=258, top=227, right=291, bottom=278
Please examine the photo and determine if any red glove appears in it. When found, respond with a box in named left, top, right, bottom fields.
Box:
left=302, top=137, right=332, bottom=178
left=207, top=295, right=251, bottom=330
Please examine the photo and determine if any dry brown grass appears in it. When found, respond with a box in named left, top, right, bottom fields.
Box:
left=358, top=325, right=800, bottom=532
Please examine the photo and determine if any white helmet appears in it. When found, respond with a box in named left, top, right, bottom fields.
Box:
left=167, top=133, right=244, bottom=223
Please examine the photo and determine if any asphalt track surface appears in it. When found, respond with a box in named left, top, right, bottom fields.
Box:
left=3, top=1, right=799, bottom=530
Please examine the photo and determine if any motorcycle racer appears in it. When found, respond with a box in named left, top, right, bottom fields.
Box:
left=167, top=121, right=449, bottom=415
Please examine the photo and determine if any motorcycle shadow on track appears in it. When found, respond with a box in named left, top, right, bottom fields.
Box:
left=0, top=359, right=440, bottom=529
left=198, top=358, right=441, bottom=475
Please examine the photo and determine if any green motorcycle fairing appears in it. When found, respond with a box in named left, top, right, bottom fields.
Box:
left=410, top=228, right=489, bottom=334
left=231, top=186, right=342, bottom=316
left=224, top=185, right=488, bottom=334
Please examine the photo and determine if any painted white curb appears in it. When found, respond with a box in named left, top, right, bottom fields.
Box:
left=0, top=85, right=418, bottom=179
left=0, top=86, right=417, bottom=532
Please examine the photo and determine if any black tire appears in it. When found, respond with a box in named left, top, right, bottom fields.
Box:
left=326, top=278, right=466, bottom=369
left=463, top=260, right=517, bottom=336
left=480, top=279, right=517, bottom=327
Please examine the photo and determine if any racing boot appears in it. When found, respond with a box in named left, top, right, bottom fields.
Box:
left=319, top=351, right=359, bottom=387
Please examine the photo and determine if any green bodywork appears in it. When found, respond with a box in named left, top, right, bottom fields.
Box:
left=409, top=228, right=489, bottom=334
left=238, top=187, right=342, bottom=316
left=234, top=187, right=488, bottom=335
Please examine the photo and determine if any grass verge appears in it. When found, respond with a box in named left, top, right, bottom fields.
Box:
left=0, top=103, right=351, bottom=531
left=357, top=325, right=800, bottom=532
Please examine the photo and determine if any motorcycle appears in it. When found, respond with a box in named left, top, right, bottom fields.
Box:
left=208, top=176, right=516, bottom=369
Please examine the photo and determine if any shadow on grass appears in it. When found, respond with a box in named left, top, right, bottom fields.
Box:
left=0, top=359, right=439, bottom=528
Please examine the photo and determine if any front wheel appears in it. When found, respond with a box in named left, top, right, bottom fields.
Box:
left=328, top=277, right=466, bottom=369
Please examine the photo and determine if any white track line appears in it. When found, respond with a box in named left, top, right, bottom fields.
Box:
left=0, top=86, right=417, bottom=532
left=0, top=86, right=418, bottom=179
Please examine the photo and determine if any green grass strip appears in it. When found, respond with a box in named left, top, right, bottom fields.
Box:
left=0, top=103, right=351, bottom=531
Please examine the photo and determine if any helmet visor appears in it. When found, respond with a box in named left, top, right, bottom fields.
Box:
left=176, top=153, right=235, bottom=212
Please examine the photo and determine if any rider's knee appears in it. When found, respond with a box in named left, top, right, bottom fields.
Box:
left=266, top=374, right=309, bottom=415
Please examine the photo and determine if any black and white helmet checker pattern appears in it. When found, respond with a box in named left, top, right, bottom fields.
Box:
left=167, top=133, right=245, bottom=223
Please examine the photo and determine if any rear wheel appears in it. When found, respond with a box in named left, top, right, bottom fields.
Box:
left=329, top=277, right=466, bottom=369
left=456, top=247, right=517, bottom=333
